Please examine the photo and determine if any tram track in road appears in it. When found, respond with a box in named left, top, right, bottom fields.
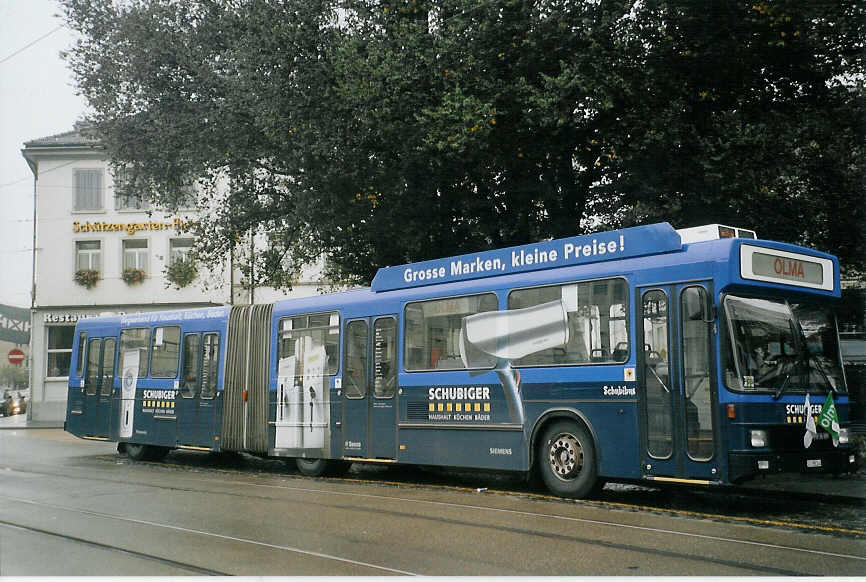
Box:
left=0, top=483, right=850, bottom=577
left=6, top=452, right=866, bottom=540
left=0, top=494, right=418, bottom=576
left=97, top=451, right=866, bottom=539
left=2, top=457, right=865, bottom=576
left=0, top=519, right=229, bottom=575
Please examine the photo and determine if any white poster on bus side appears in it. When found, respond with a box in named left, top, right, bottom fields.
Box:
left=119, top=349, right=139, bottom=439
left=275, top=354, right=301, bottom=449
left=302, top=336, right=327, bottom=450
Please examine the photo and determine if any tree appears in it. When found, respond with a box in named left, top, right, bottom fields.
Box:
left=612, top=1, right=865, bottom=277
left=61, top=0, right=865, bottom=286
left=0, top=366, right=28, bottom=390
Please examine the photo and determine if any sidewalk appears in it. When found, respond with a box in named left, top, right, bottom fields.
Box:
left=0, top=414, right=62, bottom=429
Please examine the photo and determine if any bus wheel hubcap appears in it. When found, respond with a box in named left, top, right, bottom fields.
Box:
left=549, top=433, right=582, bottom=480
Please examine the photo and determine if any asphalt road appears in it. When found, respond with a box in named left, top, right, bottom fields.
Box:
left=0, top=429, right=864, bottom=576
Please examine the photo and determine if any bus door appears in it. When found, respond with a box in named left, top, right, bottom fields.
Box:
left=638, top=284, right=718, bottom=481
left=176, top=333, right=201, bottom=446
left=175, top=332, right=220, bottom=447
left=83, top=337, right=115, bottom=437
left=197, top=333, right=221, bottom=445
left=342, top=316, right=398, bottom=460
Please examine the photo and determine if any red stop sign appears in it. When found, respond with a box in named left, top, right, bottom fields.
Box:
left=8, top=349, right=24, bottom=365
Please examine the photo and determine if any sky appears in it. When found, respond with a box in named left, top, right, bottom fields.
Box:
left=0, top=0, right=86, bottom=308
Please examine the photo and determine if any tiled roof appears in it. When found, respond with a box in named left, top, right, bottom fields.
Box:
left=23, top=123, right=101, bottom=148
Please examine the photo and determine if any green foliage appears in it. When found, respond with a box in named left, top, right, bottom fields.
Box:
left=74, top=268, right=100, bottom=289
left=122, top=267, right=145, bottom=285
left=61, top=0, right=865, bottom=285
left=0, top=366, right=28, bottom=389
left=164, top=257, right=198, bottom=289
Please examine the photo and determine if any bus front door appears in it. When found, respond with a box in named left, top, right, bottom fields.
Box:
left=342, top=317, right=398, bottom=460
left=638, top=284, right=718, bottom=482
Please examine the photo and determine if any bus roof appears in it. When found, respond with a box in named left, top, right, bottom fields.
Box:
left=371, top=222, right=683, bottom=293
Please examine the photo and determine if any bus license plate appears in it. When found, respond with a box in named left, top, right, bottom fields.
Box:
left=806, top=459, right=822, bottom=468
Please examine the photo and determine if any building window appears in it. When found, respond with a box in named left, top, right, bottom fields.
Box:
left=123, top=239, right=148, bottom=272
left=47, top=325, right=75, bottom=378
left=74, top=169, right=103, bottom=211
left=177, top=183, right=197, bottom=209
left=113, top=168, right=151, bottom=211
left=76, top=240, right=101, bottom=271
left=169, top=238, right=194, bottom=263
left=115, top=191, right=151, bottom=211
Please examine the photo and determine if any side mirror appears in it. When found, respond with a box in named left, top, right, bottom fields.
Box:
left=683, top=287, right=715, bottom=323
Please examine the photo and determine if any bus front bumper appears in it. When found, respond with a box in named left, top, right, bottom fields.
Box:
left=728, top=449, right=858, bottom=483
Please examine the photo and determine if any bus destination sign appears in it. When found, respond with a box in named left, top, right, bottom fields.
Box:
left=740, top=244, right=834, bottom=292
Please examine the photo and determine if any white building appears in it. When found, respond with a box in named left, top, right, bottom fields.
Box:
left=22, top=124, right=325, bottom=423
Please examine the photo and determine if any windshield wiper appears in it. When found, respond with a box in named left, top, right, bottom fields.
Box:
left=773, top=318, right=802, bottom=400
left=785, top=302, right=839, bottom=396
left=805, top=350, right=839, bottom=394
left=773, top=357, right=797, bottom=400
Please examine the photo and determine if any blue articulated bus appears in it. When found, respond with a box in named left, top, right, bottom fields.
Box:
left=65, top=223, right=857, bottom=497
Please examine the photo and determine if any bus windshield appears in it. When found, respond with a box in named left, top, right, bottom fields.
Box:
left=723, top=295, right=846, bottom=396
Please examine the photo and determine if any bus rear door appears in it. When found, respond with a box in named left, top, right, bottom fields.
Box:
left=82, top=337, right=115, bottom=438
left=176, top=332, right=221, bottom=448
left=342, top=316, right=398, bottom=460
left=638, top=283, right=718, bottom=482
left=176, top=333, right=201, bottom=447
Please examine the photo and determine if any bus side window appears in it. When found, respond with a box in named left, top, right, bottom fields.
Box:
left=374, top=318, right=397, bottom=397
left=151, top=326, right=181, bottom=378
left=120, top=328, right=151, bottom=378
left=201, top=333, right=220, bottom=399
left=508, top=278, right=629, bottom=366
left=100, top=338, right=116, bottom=396
left=181, top=334, right=201, bottom=398
left=76, top=332, right=87, bottom=378
left=343, top=320, right=368, bottom=399
left=403, top=294, right=498, bottom=371
left=85, top=338, right=102, bottom=396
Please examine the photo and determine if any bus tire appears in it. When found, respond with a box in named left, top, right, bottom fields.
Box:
left=296, top=457, right=331, bottom=477
left=125, top=443, right=169, bottom=462
left=124, top=443, right=150, bottom=461
left=537, top=420, right=598, bottom=498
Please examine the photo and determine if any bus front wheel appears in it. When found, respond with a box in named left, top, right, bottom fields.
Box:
left=537, top=420, right=598, bottom=498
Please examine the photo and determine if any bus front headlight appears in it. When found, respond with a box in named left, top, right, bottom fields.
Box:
left=750, top=429, right=768, bottom=448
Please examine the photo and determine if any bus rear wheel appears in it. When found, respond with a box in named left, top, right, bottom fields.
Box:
left=296, top=457, right=350, bottom=477
left=537, top=420, right=598, bottom=498
left=124, top=443, right=169, bottom=462
left=296, top=457, right=330, bottom=477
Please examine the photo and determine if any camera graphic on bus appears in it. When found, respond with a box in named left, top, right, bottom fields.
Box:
left=459, top=292, right=573, bottom=424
